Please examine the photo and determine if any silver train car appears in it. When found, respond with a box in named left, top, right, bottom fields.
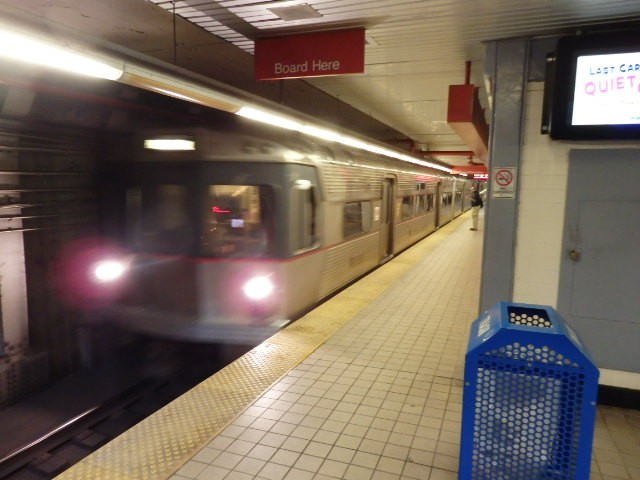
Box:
left=94, top=128, right=474, bottom=343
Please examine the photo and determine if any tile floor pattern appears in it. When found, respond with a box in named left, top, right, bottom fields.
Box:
left=170, top=216, right=640, bottom=480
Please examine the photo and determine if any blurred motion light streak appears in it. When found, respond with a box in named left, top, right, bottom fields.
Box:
left=236, top=107, right=450, bottom=172
left=0, top=26, right=123, bottom=80
left=144, top=138, right=196, bottom=150
left=0, top=23, right=449, bottom=173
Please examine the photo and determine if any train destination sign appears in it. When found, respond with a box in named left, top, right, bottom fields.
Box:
left=255, top=28, right=365, bottom=80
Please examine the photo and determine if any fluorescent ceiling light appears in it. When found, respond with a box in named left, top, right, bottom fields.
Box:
left=235, top=106, right=450, bottom=172
left=144, top=138, right=196, bottom=150
left=0, top=22, right=449, bottom=173
left=339, top=135, right=369, bottom=150
left=236, top=106, right=303, bottom=130
left=299, top=125, right=342, bottom=142
left=0, top=27, right=123, bottom=80
left=121, top=67, right=241, bottom=113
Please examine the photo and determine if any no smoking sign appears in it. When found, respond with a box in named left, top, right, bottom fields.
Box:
left=492, top=167, right=517, bottom=198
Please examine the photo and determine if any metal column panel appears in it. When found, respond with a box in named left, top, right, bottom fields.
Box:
left=480, top=39, right=529, bottom=312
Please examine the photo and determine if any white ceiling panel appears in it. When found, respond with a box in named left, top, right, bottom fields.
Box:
left=144, top=0, right=639, bottom=164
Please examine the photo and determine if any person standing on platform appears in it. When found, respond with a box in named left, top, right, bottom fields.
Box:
left=470, top=183, right=483, bottom=231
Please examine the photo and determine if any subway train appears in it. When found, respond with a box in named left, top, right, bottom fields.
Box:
left=85, top=127, right=473, bottom=344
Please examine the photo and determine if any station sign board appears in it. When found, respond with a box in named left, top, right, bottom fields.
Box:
left=255, top=28, right=365, bottom=80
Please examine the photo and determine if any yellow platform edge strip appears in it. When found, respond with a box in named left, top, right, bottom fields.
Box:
left=55, top=214, right=469, bottom=480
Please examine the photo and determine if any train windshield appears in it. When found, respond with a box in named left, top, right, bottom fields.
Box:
left=202, top=184, right=275, bottom=258
left=126, top=184, right=192, bottom=255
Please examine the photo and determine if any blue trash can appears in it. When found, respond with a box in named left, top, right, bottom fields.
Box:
left=459, top=302, right=599, bottom=479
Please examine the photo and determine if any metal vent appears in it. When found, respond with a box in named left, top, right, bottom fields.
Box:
left=473, top=357, right=586, bottom=479
left=484, top=342, right=579, bottom=368
left=268, top=4, right=322, bottom=21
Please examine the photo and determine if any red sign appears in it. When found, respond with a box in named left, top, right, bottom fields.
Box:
left=450, top=165, right=488, bottom=176
left=255, top=28, right=365, bottom=80
left=495, top=169, right=514, bottom=187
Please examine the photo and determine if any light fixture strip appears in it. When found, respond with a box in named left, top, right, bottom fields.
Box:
left=0, top=24, right=449, bottom=173
left=0, top=26, right=123, bottom=80
left=144, top=139, right=195, bottom=151
left=235, top=107, right=451, bottom=173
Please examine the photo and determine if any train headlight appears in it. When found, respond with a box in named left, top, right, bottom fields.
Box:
left=243, top=275, right=274, bottom=301
left=92, top=259, right=128, bottom=283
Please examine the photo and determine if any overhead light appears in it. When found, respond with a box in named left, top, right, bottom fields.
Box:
left=294, top=179, right=312, bottom=190
left=121, top=65, right=242, bottom=113
left=339, top=135, right=369, bottom=150
left=0, top=26, right=123, bottom=80
left=0, top=22, right=446, bottom=173
left=236, top=106, right=303, bottom=130
left=144, top=138, right=196, bottom=150
left=235, top=106, right=450, bottom=172
left=300, top=125, right=341, bottom=142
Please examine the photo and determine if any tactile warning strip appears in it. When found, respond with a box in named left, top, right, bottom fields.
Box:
left=55, top=216, right=465, bottom=480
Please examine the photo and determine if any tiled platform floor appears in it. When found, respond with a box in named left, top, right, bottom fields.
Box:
left=170, top=214, right=482, bottom=480
left=58, top=211, right=640, bottom=480
left=168, top=213, right=640, bottom=480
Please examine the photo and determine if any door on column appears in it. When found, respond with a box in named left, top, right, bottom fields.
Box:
left=557, top=149, right=640, bottom=372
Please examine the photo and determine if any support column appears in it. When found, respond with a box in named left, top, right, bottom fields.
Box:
left=480, top=38, right=529, bottom=312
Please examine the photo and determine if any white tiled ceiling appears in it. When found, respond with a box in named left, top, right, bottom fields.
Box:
left=144, top=0, right=640, bottom=165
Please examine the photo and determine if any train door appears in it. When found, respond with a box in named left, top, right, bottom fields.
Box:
left=435, top=182, right=441, bottom=227
left=379, top=177, right=395, bottom=260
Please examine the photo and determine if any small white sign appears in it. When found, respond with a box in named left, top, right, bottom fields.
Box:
left=492, top=167, right=517, bottom=198
left=478, top=315, right=492, bottom=337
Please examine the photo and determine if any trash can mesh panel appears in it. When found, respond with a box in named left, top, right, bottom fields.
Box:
left=462, top=303, right=598, bottom=480
left=471, top=356, right=586, bottom=479
left=508, top=306, right=553, bottom=328
left=483, top=342, right=580, bottom=368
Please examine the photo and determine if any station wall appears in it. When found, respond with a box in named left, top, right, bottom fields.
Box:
left=484, top=38, right=640, bottom=391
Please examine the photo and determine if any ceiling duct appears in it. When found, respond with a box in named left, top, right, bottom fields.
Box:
left=268, top=4, right=322, bottom=21
left=447, top=62, right=489, bottom=163
left=450, top=164, right=488, bottom=176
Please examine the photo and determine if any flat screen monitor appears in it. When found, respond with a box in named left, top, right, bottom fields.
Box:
left=548, top=31, right=640, bottom=140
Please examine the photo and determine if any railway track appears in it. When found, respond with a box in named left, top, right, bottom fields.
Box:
left=0, top=341, right=248, bottom=480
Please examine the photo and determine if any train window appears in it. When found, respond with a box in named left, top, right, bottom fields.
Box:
left=291, top=184, right=317, bottom=252
left=201, top=185, right=275, bottom=257
left=126, top=184, right=192, bottom=254
left=416, top=195, right=426, bottom=214
left=441, top=192, right=453, bottom=206
left=343, top=201, right=372, bottom=238
left=401, top=196, right=414, bottom=220
left=427, top=193, right=435, bottom=212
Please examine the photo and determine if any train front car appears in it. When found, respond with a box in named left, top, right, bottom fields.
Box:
left=97, top=129, right=321, bottom=344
